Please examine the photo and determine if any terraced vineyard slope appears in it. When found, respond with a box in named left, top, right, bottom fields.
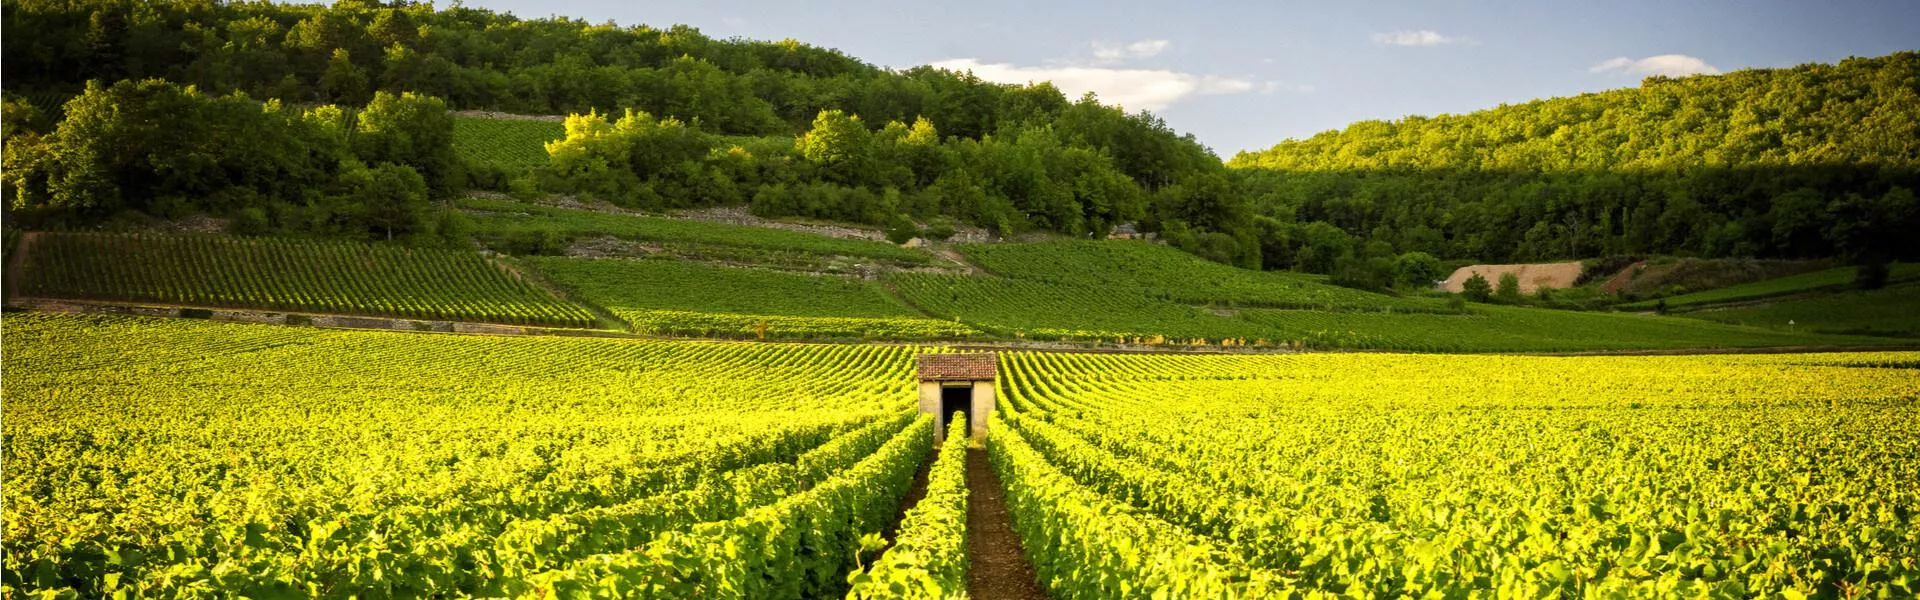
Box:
left=1239, top=304, right=1887, bottom=352
left=893, top=272, right=1270, bottom=345
left=1, top=313, right=936, bottom=597
left=15, top=232, right=595, bottom=327
left=1687, top=280, right=1920, bottom=338
left=990, top=350, right=1920, bottom=597
left=454, top=116, right=565, bottom=170
left=963, top=240, right=1455, bottom=312
left=530, top=256, right=978, bottom=341
left=460, top=196, right=930, bottom=265
left=1619, top=263, right=1920, bottom=310
left=896, top=241, right=1902, bottom=350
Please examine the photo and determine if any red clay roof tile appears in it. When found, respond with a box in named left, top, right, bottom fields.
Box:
left=917, top=353, right=997, bottom=381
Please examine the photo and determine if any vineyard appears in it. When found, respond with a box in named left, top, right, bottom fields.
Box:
left=0, top=313, right=948, bottom=597
left=453, top=116, right=566, bottom=170
left=461, top=196, right=932, bottom=264
left=961, top=240, right=1458, bottom=312
left=6, top=312, right=1918, bottom=597
left=1687, top=280, right=1920, bottom=338
left=891, top=273, right=1271, bottom=344
left=990, top=350, right=1920, bottom=597
left=15, top=232, right=595, bottom=327
left=1619, top=262, right=1920, bottom=310
left=1238, top=304, right=1885, bottom=352
left=530, top=256, right=979, bottom=340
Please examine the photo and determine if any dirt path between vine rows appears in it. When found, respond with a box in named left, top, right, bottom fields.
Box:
left=966, top=448, right=1048, bottom=600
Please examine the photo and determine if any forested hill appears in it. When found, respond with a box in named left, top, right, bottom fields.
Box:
left=3, top=0, right=1257, bottom=262
left=1230, top=52, right=1919, bottom=268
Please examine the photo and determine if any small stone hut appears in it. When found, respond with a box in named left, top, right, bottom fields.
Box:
left=916, top=353, right=997, bottom=443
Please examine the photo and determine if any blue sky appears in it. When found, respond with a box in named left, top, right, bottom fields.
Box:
left=466, top=1, right=1920, bottom=156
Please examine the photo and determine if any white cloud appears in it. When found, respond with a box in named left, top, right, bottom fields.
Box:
left=1372, top=30, right=1474, bottom=46
left=1091, top=39, right=1172, bottom=63
left=1588, top=54, right=1721, bottom=77
left=929, top=58, right=1259, bottom=111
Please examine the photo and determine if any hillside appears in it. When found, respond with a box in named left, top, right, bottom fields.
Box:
left=1231, top=52, right=1920, bottom=270
left=10, top=219, right=1905, bottom=352
left=3, top=0, right=1257, bottom=263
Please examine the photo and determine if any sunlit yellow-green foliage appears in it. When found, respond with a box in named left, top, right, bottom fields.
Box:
left=991, top=350, right=1920, bottom=598
left=1, top=313, right=934, bottom=598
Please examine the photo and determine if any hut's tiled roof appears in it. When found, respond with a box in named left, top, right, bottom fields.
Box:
left=917, top=353, right=998, bottom=381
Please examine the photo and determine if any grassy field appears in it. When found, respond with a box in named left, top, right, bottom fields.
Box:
left=1684, top=280, right=1920, bottom=338
left=460, top=196, right=931, bottom=264
left=1618, top=263, right=1920, bottom=310
left=528, top=256, right=976, bottom=340
left=15, top=232, right=595, bottom=327
left=992, top=350, right=1920, bottom=596
left=452, top=117, right=565, bottom=170
left=1, top=313, right=937, bottom=597
left=962, top=240, right=1457, bottom=312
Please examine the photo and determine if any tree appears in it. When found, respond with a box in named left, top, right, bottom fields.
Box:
left=321, top=48, right=370, bottom=104
left=797, top=109, right=873, bottom=185
left=354, top=91, right=458, bottom=196
left=1461, top=273, right=1492, bottom=302
left=1393, top=251, right=1443, bottom=289
left=1495, top=272, right=1523, bottom=303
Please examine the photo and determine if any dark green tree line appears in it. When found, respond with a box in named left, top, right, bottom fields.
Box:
left=4, top=79, right=464, bottom=243
left=1231, top=52, right=1920, bottom=274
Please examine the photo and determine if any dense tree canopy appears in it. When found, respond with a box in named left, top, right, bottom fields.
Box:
left=2, top=0, right=1257, bottom=262
left=3, top=79, right=462, bottom=243
left=1231, top=52, right=1920, bottom=269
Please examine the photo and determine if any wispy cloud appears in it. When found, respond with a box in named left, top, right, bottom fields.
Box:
left=1589, top=54, right=1720, bottom=77
left=1372, top=30, right=1474, bottom=47
left=1091, top=39, right=1171, bottom=63
left=930, top=58, right=1261, bottom=111
left=1261, top=81, right=1316, bottom=94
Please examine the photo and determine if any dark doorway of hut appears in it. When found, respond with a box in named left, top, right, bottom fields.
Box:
left=940, top=385, right=972, bottom=434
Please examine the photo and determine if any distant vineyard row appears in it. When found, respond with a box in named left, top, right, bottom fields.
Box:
left=16, top=232, right=595, bottom=327
left=9, top=231, right=1908, bottom=351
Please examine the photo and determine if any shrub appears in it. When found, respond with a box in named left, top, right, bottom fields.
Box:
left=885, top=213, right=920, bottom=245
left=924, top=217, right=957, bottom=241
left=1461, top=273, right=1492, bottom=302
left=1496, top=272, right=1523, bottom=303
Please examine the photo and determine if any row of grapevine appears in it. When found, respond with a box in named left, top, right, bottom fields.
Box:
left=1688, top=279, right=1920, bottom=338
left=617, top=308, right=982, bottom=342
left=519, top=415, right=937, bottom=598
left=459, top=196, right=932, bottom=263
left=960, top=239, right=1460, bottom=313
left=453, top=117, right=565, bottom=169
left=1238, top=304, right=1862, bottom=352
left=891, top=255, right=1882, bottom=351
left=529, top=256, right=980, bottom=340
left=890, top=273, right=1273, bottom=345
left=1, top=314, right=938, bottom=598
left=17, top=232, right=597, bottom=327
left=848, top=416, right=973, bottom=600
left=990, top=350, right=1920, bottom=597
